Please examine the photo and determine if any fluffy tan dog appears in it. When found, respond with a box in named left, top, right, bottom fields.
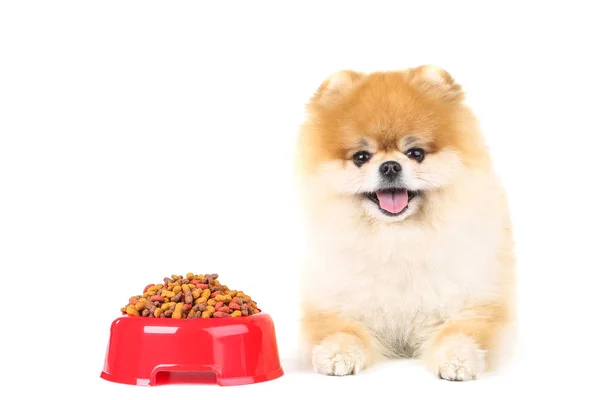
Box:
left=294, top=66, right=516, bottom=381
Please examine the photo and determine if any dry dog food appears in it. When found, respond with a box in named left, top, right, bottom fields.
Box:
left=120, top=273, right=260, bottom=319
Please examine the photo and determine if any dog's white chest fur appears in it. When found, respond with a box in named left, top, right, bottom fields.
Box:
left=301, top=186, right=502, bottom=357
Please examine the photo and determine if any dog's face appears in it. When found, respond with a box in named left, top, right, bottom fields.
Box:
left=296, top=66, right=489, bottom=223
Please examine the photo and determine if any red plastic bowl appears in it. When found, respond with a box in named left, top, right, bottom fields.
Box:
left=100, top=312, right=284, bottom=386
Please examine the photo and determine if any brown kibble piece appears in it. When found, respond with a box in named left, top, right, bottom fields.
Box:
left=145, top=301, right=156, bottom=313
left=172, top=292, right=183, bottom=303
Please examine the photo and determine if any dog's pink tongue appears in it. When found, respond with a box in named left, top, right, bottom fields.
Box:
left=376, top=190, right=408, bottom=214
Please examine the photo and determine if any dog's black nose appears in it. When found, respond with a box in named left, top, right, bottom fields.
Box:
left=379, top=161, right=402, bottom=180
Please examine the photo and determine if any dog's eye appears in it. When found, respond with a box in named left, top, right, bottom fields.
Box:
left=352, top=151, right=372, bottom=167
left=405, top=148, right=425, bottom=163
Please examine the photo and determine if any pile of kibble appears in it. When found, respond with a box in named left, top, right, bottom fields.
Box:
left=121, top=273, right=260, bottom=319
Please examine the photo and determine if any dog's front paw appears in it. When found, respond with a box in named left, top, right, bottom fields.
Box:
left=431, top=333, right=486, bottom=381
left=312, top=332, right=367, bottom=376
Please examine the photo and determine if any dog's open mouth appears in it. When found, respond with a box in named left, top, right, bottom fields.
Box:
left=364, top=188, right=419, bottom=216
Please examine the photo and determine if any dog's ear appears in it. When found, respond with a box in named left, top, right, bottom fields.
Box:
left=407, top=65, right=464, bottom=102
left=310, top=70, right=364, bottom=106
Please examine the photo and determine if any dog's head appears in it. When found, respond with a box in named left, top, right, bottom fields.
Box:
left=296, top=66, right=490, bottom=223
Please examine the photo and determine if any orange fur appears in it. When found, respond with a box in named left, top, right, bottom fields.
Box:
left=300, top=311, right=380, bottom=367
left=296, top=66, right=491, bottom=176
left=422, top=303, right=510, bottom=374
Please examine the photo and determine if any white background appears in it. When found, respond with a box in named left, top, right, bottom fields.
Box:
left=1, top=1, right=599, bottom=398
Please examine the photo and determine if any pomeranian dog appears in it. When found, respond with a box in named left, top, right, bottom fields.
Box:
left=294, top=65, right=516, bottom=381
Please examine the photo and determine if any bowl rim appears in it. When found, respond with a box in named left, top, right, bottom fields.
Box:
left=113, top=309, right=267, bottom=326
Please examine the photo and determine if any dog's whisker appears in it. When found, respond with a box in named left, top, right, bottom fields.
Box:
left=413, top=178, right=439, bottom=190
